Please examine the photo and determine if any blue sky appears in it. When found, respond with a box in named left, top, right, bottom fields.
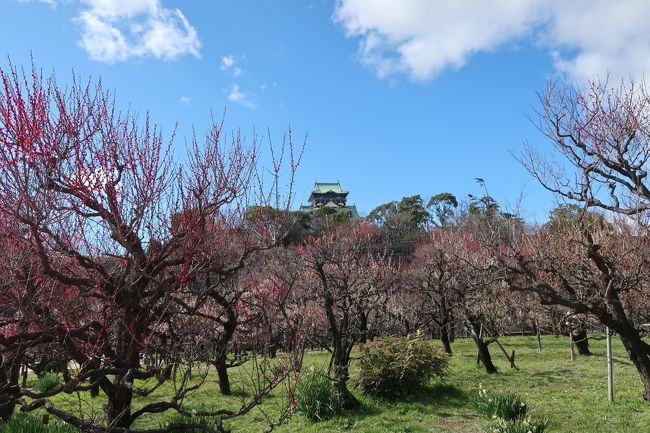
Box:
left=3, top=0, right=650, bottom=220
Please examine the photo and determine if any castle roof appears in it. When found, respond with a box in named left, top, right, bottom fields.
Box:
left=311, top=181, right=348, bottom=195
left=301, top=181, right=360, bottom=219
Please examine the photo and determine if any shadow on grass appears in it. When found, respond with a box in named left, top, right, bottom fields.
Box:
left=341, top=401, right=382, bottom=418
left=590, top=353, right=633, bottom=366
left=329, top=383, right=472, bottom=426
left=223, top=388, right=252, bottom=399
left=529, top=368, right=574, bottom=382
left=409, top=383, right=467, bottom=406
left=357, top=383, right=467, bottom=407
left=313, top=399, right=381, bottom=426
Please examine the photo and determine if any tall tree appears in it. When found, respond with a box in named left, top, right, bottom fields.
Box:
left=0, top=62, right=301, bottom=431
left=405, top=230, right=461, bottom=354
left=427, top=192, right=458, bottom=227
left=298, top=222, right=396, bottom=408
left=368, top=195, right=430, bottom=259
left=542, top=204, right=611, bottom=355
left=514, top=77, right=650, bottom=401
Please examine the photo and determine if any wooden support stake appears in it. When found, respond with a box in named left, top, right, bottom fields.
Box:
left=536, top=320, right=542, bottom=353
left=569, top=332, right=575, bottom=361
left=606, top=326, right=614, bottom=403
left=476, top=324, right=483, bottom=365
left=21, top=364, right=28, bottom=387
left=482, top=324, right=517, bottom=369
left=494, top=338, right=516, bottom=369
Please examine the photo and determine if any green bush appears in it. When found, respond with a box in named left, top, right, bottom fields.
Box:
left=0, top=413, right=78, bottom=433
left=486, top=417, right=548, bottom=433
left=470, top=385, right=547, bottom=433
left=35, top=372, right=61, bottom=393
left=468, top=385, right=528, bottom=421
left=356, top=334, right=448, bottom=397
left=295, top=367, right=341, bottom=421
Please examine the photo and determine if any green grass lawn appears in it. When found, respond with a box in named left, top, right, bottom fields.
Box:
left=37, top=335, right=650, bottom=433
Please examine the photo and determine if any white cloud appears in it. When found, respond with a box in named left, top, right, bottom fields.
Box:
left=73, top=0, right=201, bottom=62
left=179, top=95, right=191, bottom=105
left=542, top=0, right=650, bottom=82
left=259, top=82, right=278, bottom=93
left=221, top=55, right=235, bottom=69
left=334, top=0, right=544, bottom=80
left=227, top=84, right=256, bottom=110
left=221, top=56, right=256, bottom=109
left=334, top=0, right=650, bottom=82
left=220, top=54, right=242, bottom=76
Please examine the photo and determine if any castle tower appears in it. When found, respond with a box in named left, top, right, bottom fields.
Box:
left=299, top=180, right=360, bottom=219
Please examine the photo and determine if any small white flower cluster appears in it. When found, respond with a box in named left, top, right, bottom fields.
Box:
left=475, top=383, right=547, bottom=433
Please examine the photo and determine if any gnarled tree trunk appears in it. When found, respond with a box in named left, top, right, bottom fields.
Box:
left=332, top=347, right=358, bottom=409
left=214, top=317, right=237, bottom=395
left=323, top=289, right=358, bottom=409
left=572, top=329, right=592, bottom=356
left=466, top=318, right=497, bottom=374
left=0, top=358, right=19, bottom=422
left=439, top=300, right=453, bottom=354
left=358, top=310, right=369, bottom=344
left=614, top=321, right=650, bottom=401
left=215, top=356, right=231, bottom=396
left=440, top=323, right=453, bottom=355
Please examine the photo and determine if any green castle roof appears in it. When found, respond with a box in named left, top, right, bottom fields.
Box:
left=312, top=181, right=348, bottom=194
left=301, top=181, right=359, bottom=219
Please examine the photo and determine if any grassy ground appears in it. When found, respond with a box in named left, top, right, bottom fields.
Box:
left=40, top=335, right=649, bottom=433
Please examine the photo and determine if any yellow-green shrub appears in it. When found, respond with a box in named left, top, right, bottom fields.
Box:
left=356, top=334, right=448, bottom=397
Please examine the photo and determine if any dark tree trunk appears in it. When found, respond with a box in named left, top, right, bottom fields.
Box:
left=358, top=311, right=368, bottom=344
left=0, top=359, right=19, bottom=422
left=334, top=379, right=358, bottom=409
left=332, top=349, right=358, bottom=409
left=106, top=379, right=133, bottom=429
left=102, top=303, right=145, bottom=429
left=403, top=316, right=411, bottom=336
left=448, top=311, right=456, bottom=343
left=212, top=301, right=237, bottom=396
left=440, top=324, right=453, bottom=355
left=467, top=319, right=497, bottom=374
left=0, top=394, right=15, bottom=422
left=439, top=300, right=453, bottom=354
left=86, top=358, right=101, bottom=398
left=317, top=266, right=359, bottom=410
left=267, top=343, right=277, bottom=358
left=625, top=343, right=650, bottom=402
left=599, top=290, right=650, bottom=401
left=572, top=329, right=592, bottom=356
left=474, top=338, right=497, bottom=374
left=216, top=357, right=231, bottom=396
left=616, top=324, right=650, bottom=401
